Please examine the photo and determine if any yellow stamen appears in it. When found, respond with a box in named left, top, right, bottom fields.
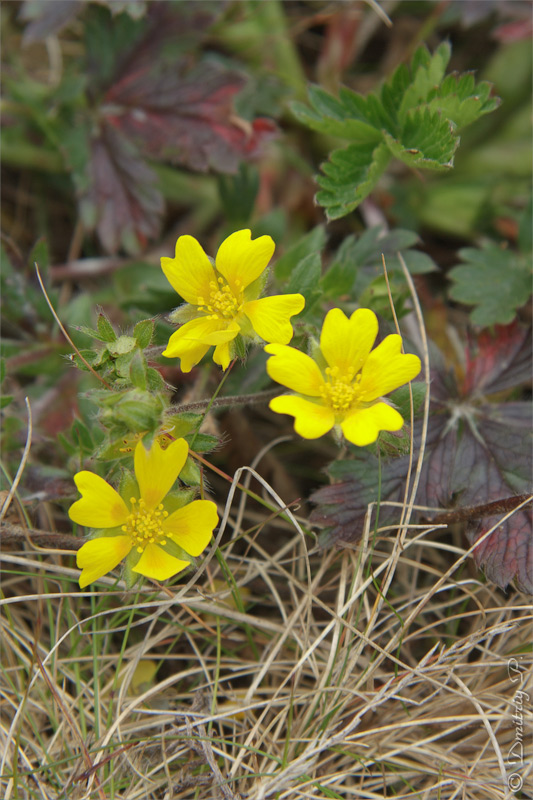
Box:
left=121, top=500, right=169, bottom=553
left=198, top=276, right=242, bottom=320
left=320, top=366, right=361, bottom=413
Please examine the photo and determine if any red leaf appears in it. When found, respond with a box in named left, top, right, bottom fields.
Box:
left=462, top=321, right=532, bottom=395
left=102, top=62, right=278, bottom=173
left=86, top=122, right=164, bottom=254
left=467, top=506, right=533, bottom=594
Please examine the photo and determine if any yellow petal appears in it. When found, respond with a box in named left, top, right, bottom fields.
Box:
left=132, top=543, right=190, bottom=581
left=215, top=229, right=275, bottom=294
left=134, top=438, right=189, bottom=510
left=340, top=402, right=404, bottom=446
left=161, top=235, right=216, bottom=304
left=320, top=308, right=378, bottom=376
left=69, top=472, right=129, bottom=528
left=265, top=344, right=324, bottom=396
left=202, top=321, right=241, bottom=345
left=213, top=341, right=232, bottom=370
left=269, top=395, right=335, bottom=439
left=164, top=500, right=218, bottom=556
left=243, top=294, right=305, bottom=344
left=162, top=318, right=226, bottom=372
left=77, top=535, right=132, bottom=588
left=359, top=335, right=421, bottom=401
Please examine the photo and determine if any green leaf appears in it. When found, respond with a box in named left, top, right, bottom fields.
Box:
left=286, top=252, right=322, bottom=300
left=427, top=73, right=500, bottom=129
left=129, top=350, right=148, bottom=390
left=166, top=412, right=203, bottom=438
left=294, top=42, right=499, bottom=220
left=76, top=324, right=113, bottom=343
left=179, top=457, right=201, bottom=486
left=292, top=86, right=382, bottom=141
left=320, top=225, right=437, bottom=300
left=274, top=225, right=327, bottom=281
left=384, top=108, right=458, bottom=169
left=71, top=420, right=95, bottom=452
left=398, top=42, right=451, bottom=117
left=108, top=335, right=137, bottom=356
left=133, top=319, right=154, bottom=349
left=389, top=382, right=427, bottom=419
left=187, top=433, right=219, bottom=453
left=146, top=367, right=165, bottom=392
left=448, top=244, right=532, bottom=326
left=316, top=142, right=391, bottom=219
left=97, top=312, right=117, bottom=343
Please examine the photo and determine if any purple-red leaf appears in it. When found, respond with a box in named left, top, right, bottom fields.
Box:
left=103, top=62, right=278, bottom=174
left=86, top=122, right=163, bottom=254
left=466, top=505, right=532, bottom=595
left=311, top=324, right=532, bottom=593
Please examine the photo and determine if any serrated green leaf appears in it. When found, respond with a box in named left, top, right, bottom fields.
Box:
left=398, top=42, right=451, bottom=118
left=96, top=312, right=117, bottom=343
left=274, top=225, right=327, bottom=281
left=295, top=41, right=500, bottom=221
left=384, top=107, right=458, bottom=169
left=0, top=395, right=13, bottom=409
left=315, top=142, right=391, bottom=219
left=129, top=350, right=147, bottom=390
left=448, top=244, right=532, bottom=326
left=427, top=74, right=500, bottom=129
left=292, top=86, right=382, bottom=141
left=133, top=319, right=154, bottom=349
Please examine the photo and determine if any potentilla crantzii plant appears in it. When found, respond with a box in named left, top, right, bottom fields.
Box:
left=67, top=227, right=424, bottom=588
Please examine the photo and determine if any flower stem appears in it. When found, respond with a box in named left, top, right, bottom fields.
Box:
left=167, top=387, right=280, bottom=416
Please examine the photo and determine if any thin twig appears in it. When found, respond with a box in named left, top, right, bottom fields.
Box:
left=35, top=262, right=112, bottom=388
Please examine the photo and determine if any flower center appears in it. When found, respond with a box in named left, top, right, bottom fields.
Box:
left=198, top=277, right=241, bottom=320
left=122, top=498, right=169, bottom=554
left=320, top=366, right=361, bottom=413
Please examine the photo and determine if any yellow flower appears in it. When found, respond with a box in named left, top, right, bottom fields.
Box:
left=161, top=229, right=305, bottom=371
left=265, top=308, right=421, bottom=447
left=69, top=438, right=218, bottom=588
